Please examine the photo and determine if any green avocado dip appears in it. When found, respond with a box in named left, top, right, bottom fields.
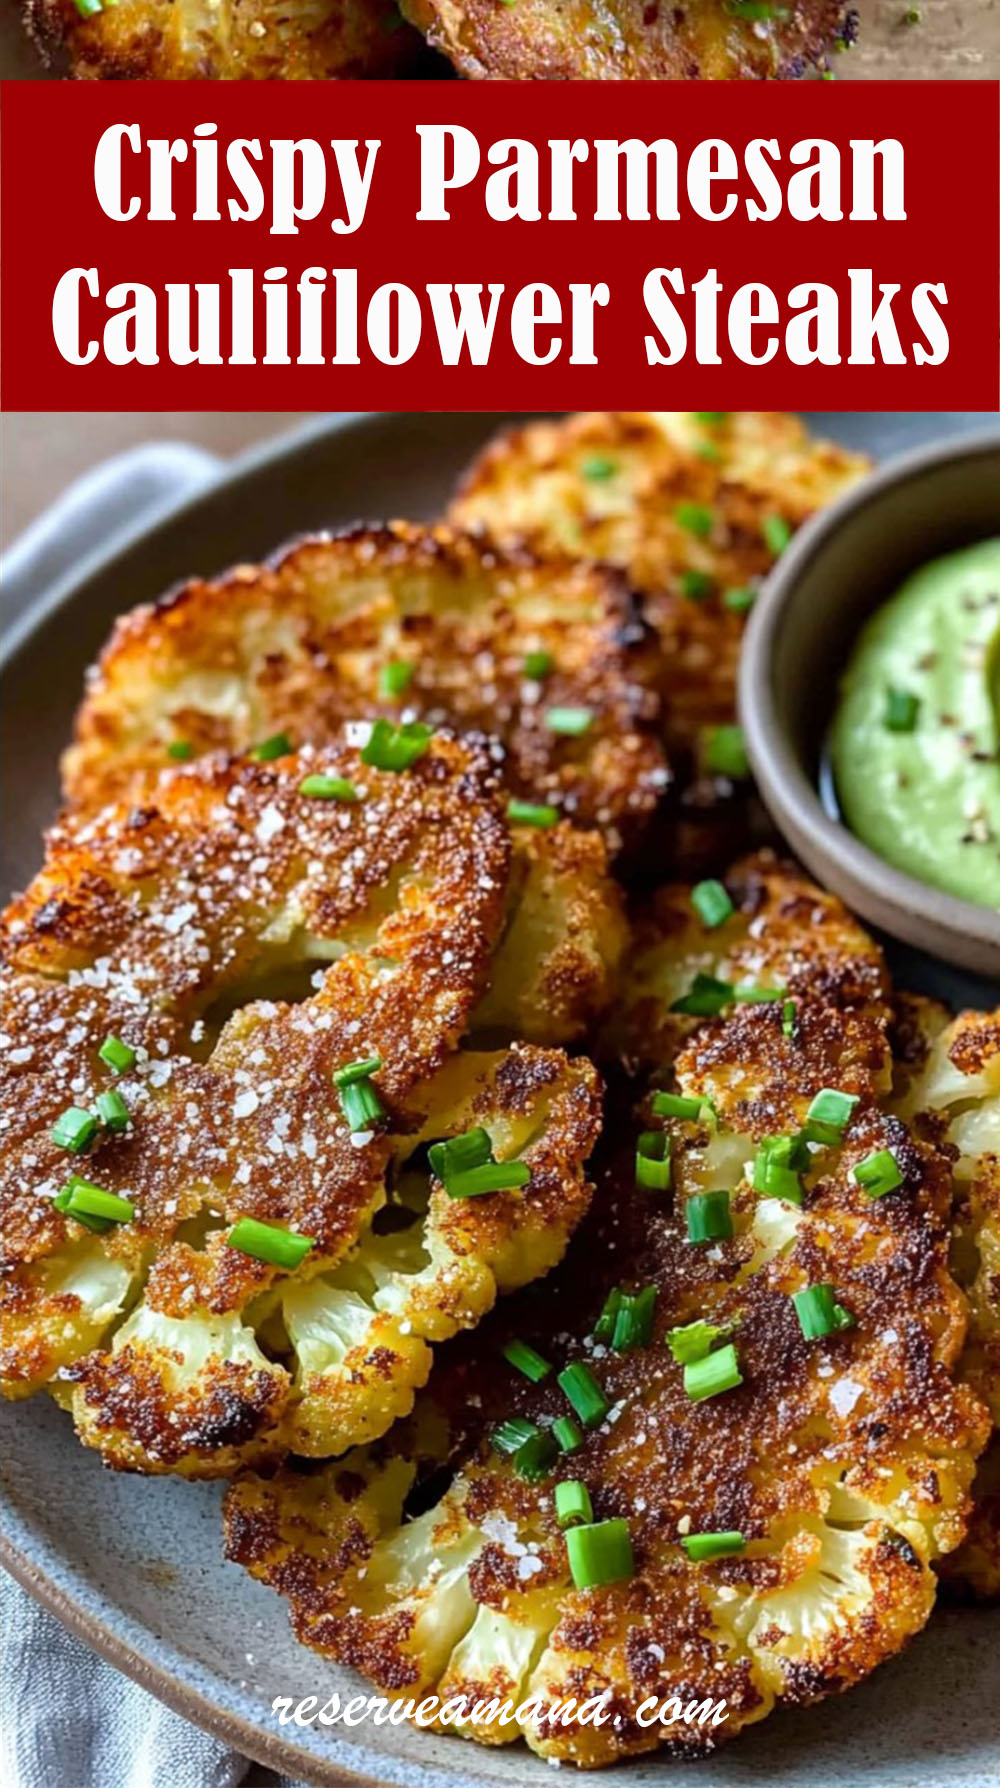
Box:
left=831, top=538, right=1000, bottom=912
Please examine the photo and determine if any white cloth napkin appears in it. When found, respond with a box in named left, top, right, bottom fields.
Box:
left=0, top=1571, right=302, bottom=1788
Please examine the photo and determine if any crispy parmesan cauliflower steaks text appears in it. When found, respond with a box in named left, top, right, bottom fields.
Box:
left=225, top=858, right=994, bottom=1762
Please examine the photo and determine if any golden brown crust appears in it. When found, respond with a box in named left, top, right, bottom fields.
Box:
left=225, top=863, right=989, bottom=1759
left=25, top=0, right=436, bottom=79
left=64, top=523, right=667, bottom=858
left=401, top=0, right=849, bottom=79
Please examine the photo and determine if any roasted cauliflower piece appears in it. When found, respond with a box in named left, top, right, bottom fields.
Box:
left=451, top=412, right=866, bottom=868
left=226, top=871, right=988, bottom=1761
left=25, top=0, right=436, bottom=79
left=892, top=1000, right=1000, bottom=1598
left=63, top=523, right=667, bottom=857
left=401, top=0, right=848, bottom=79
left=1, top=735, right=514, bottom=1469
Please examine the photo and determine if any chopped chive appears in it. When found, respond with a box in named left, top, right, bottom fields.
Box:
left=299, top=774, right=359, bottom=802
left=683, top=1342, right=742, bottom=1401
left=762, top=514, right=792, bottom=555
left=558, top=1361, right=609, bottom=1428
left=612, top=1285, right=657, bottom=1352
left=580, top=454, right=617, bottom=480
left=685, top=1190, right=733, bottom=1244
left=57, top=1179, right=134, bottom=1226
left=338, top=1076, right=384, bottom=1133
left=695, top=411, right=728, bottom=423
left=669, top=972, right=733, bottom=1017
left=733, top=982, right=787, bottom=1005
left=592, top=1288, right=623, bottom=1344
left=636, top=1130, right=671, bottom=1192
left=333, top=1055, right=383, bottom=1087
left=555, top=1481, right=594, bottom=1528
left=53, top=1177, right=113, bottom=1234
left=691, top=879, right=734, bottom=929
left=524, top=650, right=554, bottom=679
left=445, top=1161, right=531, bottom=1199
left=675, top=502, right=714, bottom=540
left=782, top=999, right=798, bottom=1040
left=250, top=732, right=292, bottom=762
left=379, top=659, right=415, bottom=700
left=696, top=441, right=722, bottom=464
left=99, top=1035, right=135, bottom=1075
left=701, top=724, right=750, bottom=780
left=227, top=1217, right=313, bottom=1270
left=566, top=1518, right=634, bottom=1589
left=723, top=586, right=756, bottom=613
left=752, top=1135, right=807, bottom=1204
left=507, top=798, right=559, bottom=829
left=545, top=706, right=593, bottom=737
left=652, top=1091, right=704, bottom=1121
left=553, top=1416, right=584, bottom=1454
left=792, top=1283, right=855, bottom=1340
left=95, top=1090, right=129, bottom=1133
left=51, top=1106, right=99, bottom=1155
left=666, top=1319, right=730, bottom=1365
left=682, top=1530, right=745, bottom=1561
left=513, top=1430, right=558, bottom=1481
left=884, top=687, right=920, bottom=733
left=361, top=719, right=433, bottom=772
left=493, top=1417, right=539, bottom=1455
left=852, top=1148, right=904, bottom=1199
left=167, top=740, right=193, bottom=761
left=679, top=570, right=714, bottom=602
left=502, top=1339, right=552, bottom=1383
left=428, top=1127, right=493, bottom=1182
left=73, top=0, right=104, bottom=14
left=804, top=1088, right=859, bottom=1145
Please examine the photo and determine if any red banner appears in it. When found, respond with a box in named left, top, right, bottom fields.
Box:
left=2, top=79, right=997, bottom=410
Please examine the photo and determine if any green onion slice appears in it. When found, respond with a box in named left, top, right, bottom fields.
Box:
left=723, top=586, right=756, bottom=613
left=502, top=1339, right=552, bottom=1383
left=669, top=972, right=733, bottom=1017
left=752, top=1135, right=808, bottom=1204
left=507, top=798, right=559, bottom=829
left=167, top=740, right=193, bottom=761
left=379, top=660, right=415, bottom=699
left=666, top=1319, right=731, bottom=1364
left=734, top=982, right=787, bottom=1005
left=493, top=1417, right=539, bottom=1455
left=51, top=1106, right=99, bottom=1155
left=428, top=1127, right=493, bottom=1182
left=762, top=513, right=792, bottom=555
left=565, top=1518, right=634, bottom=1589
left=683, top=1342, right=743, bottom=1401
left=695, top=411, right=728, bottom=423
left=333, top=1056, right=383, bottom=1088
left=681, top=1530, right=745, bottom=1561
left=98, top=1035, right=135, bottom=1075
left=250, top=732, right=292, bottom=761
left=55, top=1179, right=134, bottom=1226
left=792, top=1282, right=855, bottom=1340
left=685, top=1190, right=733, bottom=1244
left=555, top=1481, right=594, bottom=1528
left=804, top=1087, right=859, bottom=1145
left=592, top=1288, right=623, bottom=1344
left=95, top=1090, right=129, bottom=1133
left=558, top=1362, right=609, bottom=1428
left=675, top=502, right=714, bottom=539
left=513, top=1431, right=558, bottom=1481
left=652, top=1091, right=704, bottom=1121
left=679, top=570, right=714, bottom=602
left=635, top=1130, right=671, bottom=1192
left=781, top=999, right=798, bottom=1040
left=580, top=455, right=617, bottom=480
left=361, top=719, right=433, bottom=772
left=523, top=650, right=553, bottom=679
left=691, top=879, right=734, bottom=929
left=299, top=774, right=359, bottom=802
left=884, top=686, right=920, bottom=733
left=553, top=1415, right=584, bottom=1454
left=612, top=1285, right=657, bottom=1352
left=445, top=1161, right=530, bottom=1199
left=701, top=724, right=750, bottom=780
left=852, top=1148, right=904, bottom=1198
left=227, top=1217, right=313, bottom=1270
left=545, top=706, right=593, bottom=737
left=338, top=1076, right=384, bottom=1133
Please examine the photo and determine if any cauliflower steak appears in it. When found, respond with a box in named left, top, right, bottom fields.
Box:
left=225, top=860, right=988, bottom=1760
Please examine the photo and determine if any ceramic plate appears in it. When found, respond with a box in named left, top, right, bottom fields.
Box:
left=2, top=411, right=998, bottom=1788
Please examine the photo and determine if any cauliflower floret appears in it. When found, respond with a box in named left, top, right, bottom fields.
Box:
left=225, top=874, right=988, bottom=1761
left=1, top=735, right=515, bottom=1470
left=62, top=522, right=666, bottom=857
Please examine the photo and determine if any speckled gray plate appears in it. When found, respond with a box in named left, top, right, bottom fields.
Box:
left=2, top=411, right=998, bottom=1788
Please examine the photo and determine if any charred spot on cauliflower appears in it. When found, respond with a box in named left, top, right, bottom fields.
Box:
left=62, top=522, right=667, bottom=857
left=225, top=875, right=988, bottom=1760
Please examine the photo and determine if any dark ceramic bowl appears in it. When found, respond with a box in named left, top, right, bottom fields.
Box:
left=739, top=431, right=1000, bottom=982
